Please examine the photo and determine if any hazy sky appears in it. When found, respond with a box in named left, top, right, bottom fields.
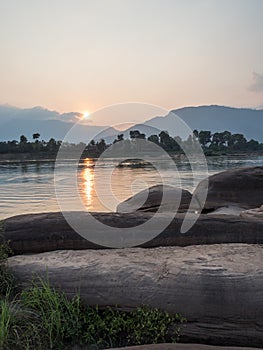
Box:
left=1, top=0, right=263, bottom=122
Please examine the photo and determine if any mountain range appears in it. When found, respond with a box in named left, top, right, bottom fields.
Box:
left=0, top=104, right=263, bottom=143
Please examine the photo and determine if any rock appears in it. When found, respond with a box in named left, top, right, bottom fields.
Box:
left=240, top=205, right=263, bottom=219
left=194, top=166, right=263, bottom=211
left=8, top=244, right=263, bottom=347
left=117, top=185, right=194, bottom=213
left=207, top=206, right=245, bottom=216
left=116, top=158, right=154, bottom=168
left=67, top=344, right=263, bottom=350
left=114, top=345, right=262, bottom=350
left=3, top=212, right=263, bottom=255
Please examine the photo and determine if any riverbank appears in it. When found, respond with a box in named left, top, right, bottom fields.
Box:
left=1, top=150, right=263, bottom=162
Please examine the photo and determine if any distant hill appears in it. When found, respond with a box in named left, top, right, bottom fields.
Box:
left=143, top=105, right=263, bottom=141
left=0, top=105, right=118, bottom=143
left=1, top=104, right=263, bottom=143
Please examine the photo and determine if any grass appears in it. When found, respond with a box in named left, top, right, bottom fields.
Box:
left=0, top=227, right=186, bottom=349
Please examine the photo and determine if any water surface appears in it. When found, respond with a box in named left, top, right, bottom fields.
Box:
left=1, top=155, right=263, bottom=220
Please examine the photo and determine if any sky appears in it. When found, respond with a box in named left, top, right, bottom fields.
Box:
left=1, top=0, right=263, bottom=125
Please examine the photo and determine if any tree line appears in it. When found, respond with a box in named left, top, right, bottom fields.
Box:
left=110, top=129, right=263, bottom=154
left=0, top=134, right=61, bottom=154
left=0, top=129, right=262, bottom=156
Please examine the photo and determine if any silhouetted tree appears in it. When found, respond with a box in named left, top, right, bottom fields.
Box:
left=46, top=138, right=57, bottom=152
left=33, top=133, right=40, bottom=141
left=113, top=134, right=124, bottom=143
left=20, top=135, right=27, bottom=144
left=198, top=131, right=211, bottom=148
left=96, top=139, right=106, bottom=152
left=148, top=134, right=159, bottom=144
left=130, top=130, right=145, bottom=139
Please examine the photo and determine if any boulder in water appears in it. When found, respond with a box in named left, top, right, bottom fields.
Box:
left=117, top=185, right=195, bottom=213
left=193, top=166, right=263, bottom=212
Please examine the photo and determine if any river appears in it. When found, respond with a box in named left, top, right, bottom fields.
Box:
left=1, top=155, right=263, bottom=220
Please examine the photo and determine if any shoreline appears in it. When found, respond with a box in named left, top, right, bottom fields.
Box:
left=0, top=151, right=263, bottom=162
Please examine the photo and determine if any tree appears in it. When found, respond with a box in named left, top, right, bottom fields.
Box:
left=222, top=131, right=231, bottom=147
left=159, top=131, right=169, bottom=145
left=113, top=134, right=124, bottom=143
left=198, top=131, right=211, bottom=148
left=20, top=135, right=27, bottom=144
left=46, top=138, right=57, bottom=152
left=193, top=129, right=199, bottom=139
left=158, top=131, right=179, bottom=151
left=33, top=133, right=40, bottom=141
left=19, top=135, right=28, bottom=152
left=96, top=139, right=106, bottom=152
left=147, top=135, right=159, bottom=144
left=130, top=130, right=145, bottom=139
left=247, top=139, right=260, bottom=151
left=229, top=133, right=247, bottom=150
left=210, top=132, right=226, bottom=149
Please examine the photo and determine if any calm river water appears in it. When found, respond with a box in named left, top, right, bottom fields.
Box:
left=1, top=155, right=263, bottom=220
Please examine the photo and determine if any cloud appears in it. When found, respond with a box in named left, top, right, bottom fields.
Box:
left=59, top=112, right=83, bottom=122
left=249, top=72, right=263, bottom=92
left=0, top=105, right=85, bottom=124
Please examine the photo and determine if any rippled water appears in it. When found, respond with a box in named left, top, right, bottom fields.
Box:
left=1, top=155, right=263, bottom=220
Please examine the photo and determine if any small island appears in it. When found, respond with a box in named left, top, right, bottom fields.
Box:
left=116, top=158, right=154, bottom=168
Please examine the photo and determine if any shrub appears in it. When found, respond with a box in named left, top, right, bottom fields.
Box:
left=0, top=225, right=15, bottom=297
left=21, top=278, right=185, bottom=349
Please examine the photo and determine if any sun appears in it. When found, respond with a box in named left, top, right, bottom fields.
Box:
left=82, top=111, right=91, bottom=120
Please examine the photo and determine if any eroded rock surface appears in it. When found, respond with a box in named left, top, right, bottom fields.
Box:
left=115, top=344, right=262, bottom=350
left=240, top=205, right=263, bottom=219
left=117, top=185, right=194, bottom=213
left=8, top=244, right=263, bottom=347
left=3, top=212, right=263, bottom=254
left=194, top=166, right=263, bottom=211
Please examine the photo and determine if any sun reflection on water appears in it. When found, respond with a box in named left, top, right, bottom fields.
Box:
left=80, top=158, right=95, bottom=209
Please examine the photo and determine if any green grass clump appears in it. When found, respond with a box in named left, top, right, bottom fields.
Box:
left=20, top=279, right=185, bottom=349
left=0, top=296, right=14, bottom=349
left=21, top=279, right=83, bottom=349
left=0, top=280, right=186, bottom=350
left=0, top=294, right=41, bottom=350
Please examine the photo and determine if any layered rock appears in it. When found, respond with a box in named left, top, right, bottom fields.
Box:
left=8, top=244, right=263, bottom=347
left=115, top=345, right=262, bottom=350
left=240, top=205, right=263, bottom=219
left=117, top=185, right=194, bottom=213
left=193, top=166, right=263, bottom=212
left=3, top=212, right=263, bottom=255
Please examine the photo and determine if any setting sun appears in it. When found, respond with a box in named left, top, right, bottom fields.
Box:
left=82, top=111, right=91, bottom=119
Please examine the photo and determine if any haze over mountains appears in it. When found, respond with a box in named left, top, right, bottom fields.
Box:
left=0, top=104, right=263, bottom=143
left=145, top=105, right=263, bottom=142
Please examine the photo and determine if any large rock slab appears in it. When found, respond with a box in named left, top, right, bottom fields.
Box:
left=115, top=345, right=262, bottom=350
left=67, top=344, right=263, bottom=350
left=194, top=166, right=263, bottom=211
left=240, top=205, right=263, bottom=219
left=2, top=212, right=263, bottom=255
left=117, top=185, right=194, bottom=213
left=8, top=244, right=263, bottom=347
